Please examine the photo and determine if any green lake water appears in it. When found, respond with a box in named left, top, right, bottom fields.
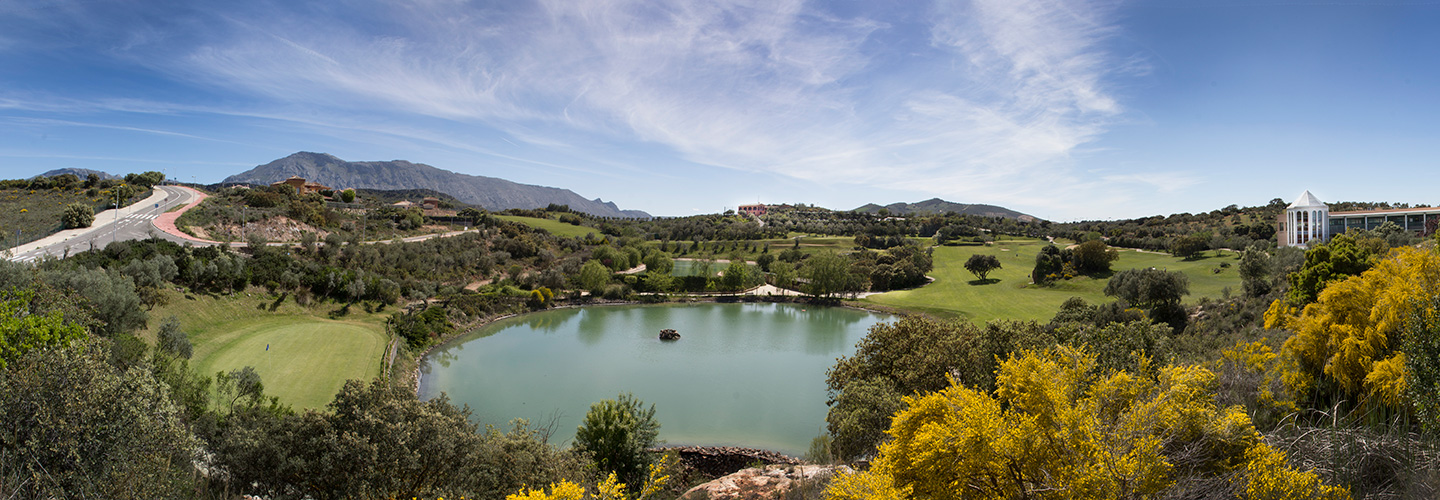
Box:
left=417, top=303, right=889, bottom=456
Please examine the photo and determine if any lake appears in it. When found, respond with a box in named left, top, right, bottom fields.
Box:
left=417, top=302, right=890, bottom=456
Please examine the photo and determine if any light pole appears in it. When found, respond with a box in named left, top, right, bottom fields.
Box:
left=113, top=187, right=120, bottom=245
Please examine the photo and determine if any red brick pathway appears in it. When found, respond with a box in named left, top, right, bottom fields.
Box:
left=152, top=186, right=224, bottom=244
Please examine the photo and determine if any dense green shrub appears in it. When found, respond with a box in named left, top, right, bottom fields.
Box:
left=61, top=201, right=94, bottom=229
left=575, top=392, right=660, bottom=488
left=215, top=379, right=585, bottom=499
left=1, top=340, right=199, bottom=499
left=388, top=306, right=451, bottom=349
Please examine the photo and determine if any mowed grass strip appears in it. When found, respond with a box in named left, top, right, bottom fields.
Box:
left=756, top=236, right=860, bottom=257
left=495, top=215, right=597, bottom=239
left=144, top=289, right=390, bottom=410
left=863, top=238, right=1242, bottom=323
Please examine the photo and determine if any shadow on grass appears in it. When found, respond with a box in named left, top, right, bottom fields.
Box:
left=967, top=278, right=1002, bottom=286
left=1179, top=251, right=1236, bottom=262
left=1087, top=269, right=1116, bottom=279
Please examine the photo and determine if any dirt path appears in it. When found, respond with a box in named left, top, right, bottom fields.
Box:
left=464, top=279, right=493, bottom=291
left=741, top=284, right=804, bottom=296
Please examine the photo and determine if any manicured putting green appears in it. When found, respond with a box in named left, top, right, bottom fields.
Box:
left=194, top=320, right=387, bottom=410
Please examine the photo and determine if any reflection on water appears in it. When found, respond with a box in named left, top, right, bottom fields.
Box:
left=515, top=309, right=578, bottom=334
left=575, top=308, right=609, bottom=346
left=418, top=302, right=889, bottom=456
left=430, top=347, right=461, bottom=369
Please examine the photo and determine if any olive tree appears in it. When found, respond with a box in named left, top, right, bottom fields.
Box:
left=1103, top=267, right=1190, bottom=331
left=42, top=266, right=146, bottom=337
left=155, top=315, right=192, bottom=360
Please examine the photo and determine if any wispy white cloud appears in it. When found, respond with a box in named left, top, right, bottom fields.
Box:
left=6, top=0, right=1182, bottom=216
left=2, top=117, right=245, bottom=145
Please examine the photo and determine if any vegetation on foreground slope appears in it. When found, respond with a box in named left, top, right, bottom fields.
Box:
left=828, top=347, right=1349, bottom=500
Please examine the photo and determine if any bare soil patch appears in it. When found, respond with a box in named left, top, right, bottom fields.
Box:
left=206, top=216, right=328, bottom=242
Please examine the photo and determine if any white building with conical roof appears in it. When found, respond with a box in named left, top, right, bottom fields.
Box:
left=1284, top=190, right=1329, bottom=247
left=1278, top=190, right=1440, bottom=248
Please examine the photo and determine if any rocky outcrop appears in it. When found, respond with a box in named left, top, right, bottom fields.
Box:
left=658, top=446, right=802, bottom=478
left=678, top=465, right=852, bottom=500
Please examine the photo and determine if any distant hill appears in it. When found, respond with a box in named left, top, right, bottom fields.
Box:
left=222, top=152, right=650, bottom=218
left=35, top=168, right=118, bottom=180
left=854, top=198, right=1034, bottom=220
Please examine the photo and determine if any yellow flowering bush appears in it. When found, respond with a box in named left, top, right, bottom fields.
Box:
left=508, top=480, right=586, bottom=500
left=1241, top=443, right=1350, bottom=500
left=507, top=462, right=668, bottom=500
left=1215, top=341, right=1298, bottom=429
left=826, top=348, right=1349, bottom=500
left=1265, top=246, right=1440, bottom=408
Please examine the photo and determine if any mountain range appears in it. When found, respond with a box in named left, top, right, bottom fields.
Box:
left=36, top=168, right=119, bottom=180
left=222, top=152, right=650, bottom=218
left=853, top=198, right=1034, bottom=220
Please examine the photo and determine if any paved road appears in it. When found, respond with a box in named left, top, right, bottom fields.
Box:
left=6, top=185, right=205, bottom=262
left=6, top=184, right=493, bottom=262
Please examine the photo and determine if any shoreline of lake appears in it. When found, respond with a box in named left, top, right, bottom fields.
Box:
left=415, top=300, right=892, bottom=456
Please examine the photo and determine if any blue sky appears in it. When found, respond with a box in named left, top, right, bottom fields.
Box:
left=2, top=0, right=1437, bottom=220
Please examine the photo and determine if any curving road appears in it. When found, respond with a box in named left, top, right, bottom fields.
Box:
left=6, top=184, right=496, bottom=262
left=6, top=185, right=209, bottom=262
